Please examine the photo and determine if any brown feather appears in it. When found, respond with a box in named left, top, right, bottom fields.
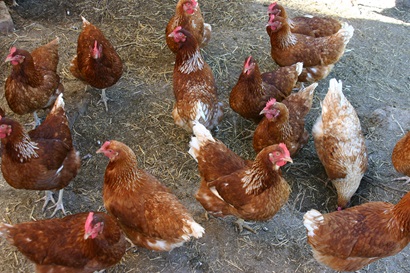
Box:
left=166, top=0, right=210, bottom=53
left=0, top=212, right=125, bottom=273
left=5, top=38, right=63, bottom=116
left=304, top=192, right=410, bottom=271
left=70, top=17, right=123, bottom=89
left=99, top=140, right=204, bottom=251
left=392, top=132, right=410, bottom=177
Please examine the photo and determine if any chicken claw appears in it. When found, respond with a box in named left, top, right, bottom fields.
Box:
left=234, top=218, right=257, bottom=234
left=98, top=88, right=110, bottom=112
left=393, top=176, right=410, bottom=184
left=125, top=237, right=138, bottom=252
left=37, top=190, right=56, bottom=212
left=48, top=189, right=66, bottom=217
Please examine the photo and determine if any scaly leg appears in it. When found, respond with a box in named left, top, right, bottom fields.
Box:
left=98, top=88, right=110, bottom=112
left=48, top=189, right=66, bottom=217
left=125, top=237, right=137, bottom=252
left=25, top=111, right=41, bottom=129
left=394, top=176, right=410, bottom=184
left=234, top=218, right=257, bottom=234
left=39, top=190, right=56, bottom=212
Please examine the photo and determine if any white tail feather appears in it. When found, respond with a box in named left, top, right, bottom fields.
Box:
left=295, top=62, right=303, bottom=76
left=204, top=23, right=212, bottom=32
left=188, top=122, right=215, bottom=161
left=339, top=22, right=354, bottom=45
left=0, top=223, right=12, bottom=238
left=303, top=209, right=324, bottom=237
left=184, top=220, right=205, bottom=239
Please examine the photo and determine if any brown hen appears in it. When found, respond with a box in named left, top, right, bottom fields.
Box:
left=266, top=14, right=353, bottom=82
left=169, top=26, right=223, bottom=132
left=189, top=122, right=292, bottom=232
left=166, top=0, right=211, bottom=53
left=253, top=82, right=317, bottom=155
left=268, top=2, right=342, bottom=37
left=4, top=38, right=63, bottom=126
left=312, top=79, right=367, bottom=210
left=0, top=212, right=126, bottom=273
left=70, top=16, right=123, bottom=112
left=0, top=94, right=80, bottom=217
left=229, top=56, right=302, bottom=122
left=97, top=140, right=204, bottom=251
left=304, top=191, right=410, bottom=271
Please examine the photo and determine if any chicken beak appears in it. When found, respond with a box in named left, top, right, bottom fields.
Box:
left=282, top=156, right=293, bottom=164
left=96, top=148, right=103, bottom=154
left=84, top=232, right=91, bottom=240
left=259, top=109, right=267, bottom=115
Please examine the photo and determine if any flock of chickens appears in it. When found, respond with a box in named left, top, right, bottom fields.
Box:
left=0, top=0, right=409, bottom=272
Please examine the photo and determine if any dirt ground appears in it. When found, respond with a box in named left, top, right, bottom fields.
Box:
left=0, top=0, right=409, bottom=272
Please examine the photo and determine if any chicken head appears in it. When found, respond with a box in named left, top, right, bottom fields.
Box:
left=96, top=141, right=119, bottom=160
left=269, top=143, right=293, bottom=170
left=5, top=47, right=25, bottom=65
left=84, top=212, right=104, bottom=240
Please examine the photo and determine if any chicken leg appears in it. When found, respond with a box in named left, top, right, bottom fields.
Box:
left=99, top=88, right=110, bottom=112
left=39, top=190, right=56, bottom=212
left=48, top=189, right=66, bottom=217
left=234, top=218, right=257, bottom=234
left=394, top=176, right=410, bottom=184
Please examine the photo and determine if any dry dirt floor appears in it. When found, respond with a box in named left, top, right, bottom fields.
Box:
left=0, top=0, right=409, bottom=272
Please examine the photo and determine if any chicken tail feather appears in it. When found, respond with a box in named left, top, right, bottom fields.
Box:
left=295, top=62, right=303, bottom=76
left=183, top=220, right=205, bottom=239
left=0, top=223, right=13, bottom=239
left=338, top=22, right=354, bottom=45
left=188, top=122, right=215, bottom=161
left=51, top=93, right=65, bottom=114
left=322, top=78, right=346, bottom=113
left=303, top=209, right=324, bottom=237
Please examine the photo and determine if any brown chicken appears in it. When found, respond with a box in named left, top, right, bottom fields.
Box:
left=4, top=38, right=64, bottom=126
left=266, top=14, right=353, bottom=82
left=189, top=122, right=293, bottom=232
left=0, top=211, right=126, bottom=273
left=169, top=26, right=223, bottom=132
left=392, top=131, right=410, bottom=183
left=229, top=56, right=302, bottom=122
left=166, top=0, right=211, bottom=53
left=312, top=79, right=367, bottom=210
left=0, top=94, right=81, bottom=217
left=97, top=140, right=204, bottom=251
left=253, top=82, right=318, bottom=155
left=303, top=191, right=410, bottom=271
left=268, top=2, right=342, bottom=37
left=70, top=16, right=123, bottom=112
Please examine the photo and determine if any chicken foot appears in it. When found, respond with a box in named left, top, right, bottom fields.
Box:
left=125, top=237, right=138, bottom=252
left=234, top=218, right=257, bottom=234
left=393, top=176, right=410, bottom=184
left=37, top=190, right=56, bottom=212
left=98, top=88, right=111, bottom=112
left=25, top=111, right=42, bottom=129
left=48, top=189, right=66, bottom=217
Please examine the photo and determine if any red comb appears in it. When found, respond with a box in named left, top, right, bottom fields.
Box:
left=101, top=141, right=111, bottom=150
left=266, top=98, right=277, bottom=108
left=278, top=143, right=290, bottom=157
left=85, top=212, right=94, bottom=230
left=174, top=26, right=183, bottom=33
left=268, top=2, right=277, bottom=11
